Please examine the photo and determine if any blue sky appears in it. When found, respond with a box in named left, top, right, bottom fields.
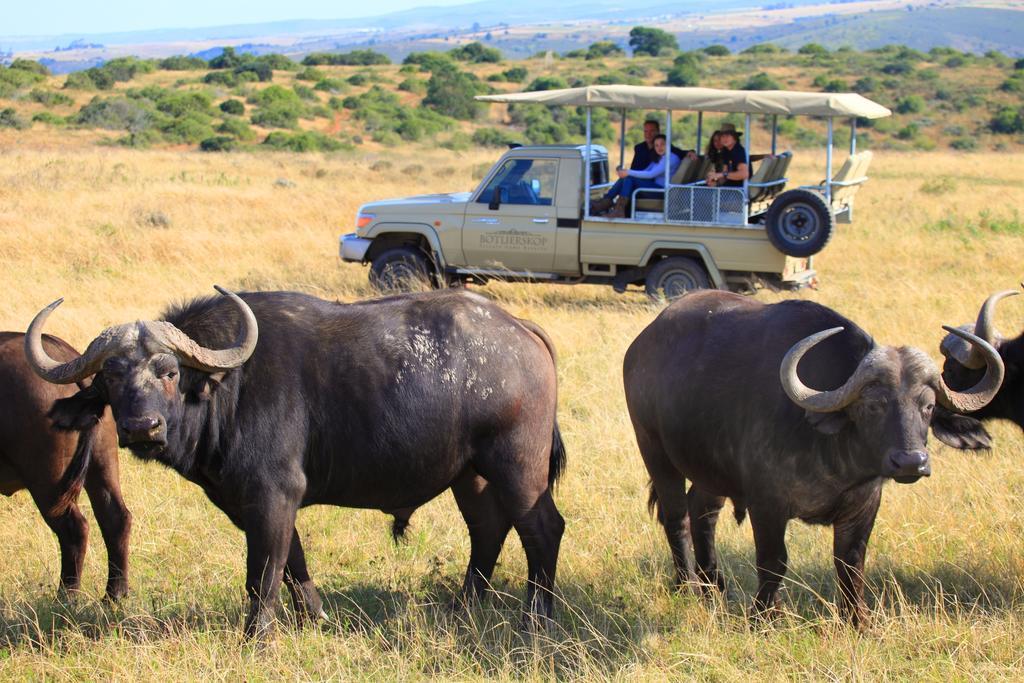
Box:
left=4, top=0, right=474, bottom=36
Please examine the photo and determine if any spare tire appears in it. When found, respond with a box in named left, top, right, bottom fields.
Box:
left=764, top=189, right=835, bottom=258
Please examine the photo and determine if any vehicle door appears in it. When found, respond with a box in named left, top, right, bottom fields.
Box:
left=462, top=156, right=559, bottom=273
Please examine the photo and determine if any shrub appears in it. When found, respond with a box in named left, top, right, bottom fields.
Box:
left=441, top=131, right=472, bottom=151
left=702, top=44, right=730, bottom=56
left=798, top=43, right=829, bottom=56
left=314, top=78, right=348, bottom=94
left=398, top=77, right=427, bottom=94
left=586, top=41, right=624, bottom=59
left=216, top=116, right=256, bottom=141
left=664, top=52, right=700, bottom=87
left=301, top=50, right=390, bottom=66
left=220, top=98, right=245, bottom=115
left=63, top=70, right=101, bottom=90
left=740, top=72, right=780, bottom=90
left=100, top=57, right=155, bottom=82
left=159, top=55, right=208, bottom=70
left=74, top=97, right=152, bottom=132
left=629, top=26, right=677, bottom=56
left=345, top=85, right=454, bottom=139
left=0, top=107, right=29, bottom=130
left=200, top=135, right=237, bottom=151
left=990, top=107, right=1024, bottom=134
left=155, top=91, right=213, bottom=118
left=403, top=51, right=454, bottom=73
left=296, top=67, right=325, bottom=81
left=950, top=137, right=977, bottom=151
left=1000, top=73, right=1024, bottom=93
left=896, top=123, right=919, bottom=140
left=249, top=86, right=305, bottom=128
left=262, top=130, right=343, bottom=151
left=209, top=47, right=243, bottom=69
left=450, top=42, right=502, bottom=63
left=895, top=95, right=925, bottom=114
left=527, top=75, right=568, bottom=91
left=1, top=65, right=46, bottom=91
left=501, top=66, right=528, bottom=83
left=9, top=59, right=50, bottom=75
left=853, top=76, right=878, bottom=93
left=881, top=61, right=913, bottom=75
left=31, top=111, right=65, bottom=125
left=742, top=43, right=784, bottom=55
left=472, top=126, right=516, bottom=147
left=424, top=65, right=485, bottom=119
left=347, top=73, right=368, bottom=86
left=293, top=84, right=318, bottom=101
left=29, top=89, right=75, bottom=107
left=234, top=62, right=273, bottom=83
left=159, top=112, right=215, bottom=143
left=203, top=71, right=238, bottom=87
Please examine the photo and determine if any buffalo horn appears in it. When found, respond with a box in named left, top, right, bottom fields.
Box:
left=934, top=325, right=1004, bottom=413
left=941, top=290, right=1018, bottom=369
left=779, top=327, right=887, bottom=413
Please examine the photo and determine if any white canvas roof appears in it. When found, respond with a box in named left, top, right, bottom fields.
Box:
left=477, top=84, right=891, bottom=119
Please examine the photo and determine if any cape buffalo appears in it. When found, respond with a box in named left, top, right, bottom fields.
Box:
left=25, top=287, right=565, bottom=636
left=0, top=332, right=130, bottom=600
left=940, top=287, right=1022, bottom=432
left=624, top=291, right=1003, bottom=627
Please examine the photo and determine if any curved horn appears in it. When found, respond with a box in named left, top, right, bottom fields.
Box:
left=935, top=325, right=1005, bottom=413
left=780, top=327, right=884, bottom=413
left=942, top=290, right=1018, bottom=369
left=24, top=298, right=111, bottom=384
left=144, top=286, right=258, bottom=372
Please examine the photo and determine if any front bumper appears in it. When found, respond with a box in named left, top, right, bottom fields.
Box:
left=339, top=233, right=372, bottom=262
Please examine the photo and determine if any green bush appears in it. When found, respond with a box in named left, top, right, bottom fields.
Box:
left=159, top=55, right=208, bottom=70
left=220, top=98, right=245, bottom=115
left=234, top=62, right=273, bottom=83
left=10, top=59, right=49, bottom=75
left=296, top=67, right=324, bottom=81
left=664, top=52, right=700, bottom=87
left=950, top=137, right=977, bottom=151
left=450, top=42, right=502, bottom=63
left=1, top=65, right=46, bottom=91
left=203, top=71, right=238, bottom=87
left=301, top=50, right=390, bottom=66
left=347, top=73, right=368, bottom=86
left=99, top=57, right=155, bottom=82
left=216, top=116, right=256, bottom=141
left=990, top=107, right=1023, bottom=134
left=527, top=75, right=568, bottom=91
left=155, top=91, right=213, bottom=118
left=31, top=111, right=65, bottom=125
left=424, top=65, right=485, bottom=119
left=896, top=123, right=919, bottom=140
left=262, top=130, right=344, bottom=151
left=402, top=51, right=454, bottom=73
left=398, top=77, right=427, bottom=94
left=29, top=89, right=75, bottom=107
left=293, top=84, right=318, bottom=101
left=742, top=43, right=784, bottom=55
left=249, top=86, right=306, bottom=128
left=628, top=26, right=677, bottom=56
left=501, top=67, right=528, bottom=83
left=159, top=112, right=215, bottom=143
left=702, top=45, right=730, bottom=56
left=74, top=96, right=152, bottom=132
left=853, top=76, right=878, bottom=93
left=798, top=43, right=829, bottom=56
left=895, top=95, right=925, bottom=114
left=441, top=131, right=472, bottom=151
left=586, top=41, right=624, bottom=60
left=344, top=84, right=455, bottom=140
left=199, top=135, right=237, bottom=151
left=0, top=107, right=29, bottom=130
left=472, top=126, right=517, bottom=147
left=740, top=72, right=780, bottom=90
left=313, top=78, right=348, bottom=94
left=1000, top=73, right=1024, bottom=93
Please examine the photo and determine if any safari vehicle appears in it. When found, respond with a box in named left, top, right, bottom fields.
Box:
left=340, top=85, right=890, bottom=298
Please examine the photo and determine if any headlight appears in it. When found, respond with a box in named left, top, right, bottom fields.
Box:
left=356, top=212, right=376, bottom=229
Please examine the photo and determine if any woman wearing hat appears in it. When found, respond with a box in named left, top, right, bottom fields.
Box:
left=706, top=124, right=749, bottom=188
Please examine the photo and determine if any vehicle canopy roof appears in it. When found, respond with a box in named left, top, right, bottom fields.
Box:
left=477, top=84, right=891, bottom=119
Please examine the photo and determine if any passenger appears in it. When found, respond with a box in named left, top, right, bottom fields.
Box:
left=706, top=126, right=749, bottom=188
left=631, top=120, right=696, bottom=171
left=705, top=130, right=725, bottom=172
left=594, top=134, right=681, bottom=218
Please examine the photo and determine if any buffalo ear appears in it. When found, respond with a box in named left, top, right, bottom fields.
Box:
left=48, top=385, right=107, bottom=432
left=188, top=371, right=226, bottom=402
left=931, top=405, right=992, bottom=451
left=804, top=410, right=849, bottom=435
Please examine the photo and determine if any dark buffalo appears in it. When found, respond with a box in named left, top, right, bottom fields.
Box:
left=624, top=291, right=1003, bottom=627
left=25, top=287, right=565, bottom=635
left=941, top=288, right=1022, bottom=432
left=0, top=332, right=130, bottom=600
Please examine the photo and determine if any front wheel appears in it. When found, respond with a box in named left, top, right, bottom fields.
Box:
left=644, top=256, right=711, bottom=301
left=369, top=247, right=435, bottom=293
left=765, top=189, right=835, bottom=258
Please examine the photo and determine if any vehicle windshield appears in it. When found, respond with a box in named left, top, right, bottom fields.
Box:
left=478, top=158, right=557, bottom=206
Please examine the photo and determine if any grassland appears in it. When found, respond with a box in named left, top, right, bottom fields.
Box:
left=0, top=142, right=1022, bottom=680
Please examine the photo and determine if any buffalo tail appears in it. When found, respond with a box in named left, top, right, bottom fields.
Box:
left=48, top=426, right=95, bottom=517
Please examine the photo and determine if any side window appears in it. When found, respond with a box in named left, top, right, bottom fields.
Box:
left=477, top=158, right=558, bottom=206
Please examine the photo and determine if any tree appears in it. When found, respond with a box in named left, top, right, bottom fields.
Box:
left=629, top=26, right=678, bottom=57
left=449, top=41, right=502, bottom=63
left=423, top=64, right=484, bottom=120
left=702, top=44, right=730, bottom=56
left=798, top=43, right=829, bottom=56
left=664, top=53, right=700, bottom=87
left=586, top=41, right=624, bottom=60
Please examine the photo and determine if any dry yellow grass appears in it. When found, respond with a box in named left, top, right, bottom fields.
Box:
left=0, top=144, right=1022, bottom=680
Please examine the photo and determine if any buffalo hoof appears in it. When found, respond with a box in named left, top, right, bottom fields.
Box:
left=103, top=582, right=130, bottom=604
left=520, top=610, right=555, bottom=635
left=243, top=609, right=277, bottom=640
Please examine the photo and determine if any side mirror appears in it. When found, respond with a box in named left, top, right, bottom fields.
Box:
left=531, top=178, right=541, bottom=195
left=488, top=186, right=503, bottom=211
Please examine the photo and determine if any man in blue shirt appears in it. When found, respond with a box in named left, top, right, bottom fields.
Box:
left=594, top=135, right=681, bottom=218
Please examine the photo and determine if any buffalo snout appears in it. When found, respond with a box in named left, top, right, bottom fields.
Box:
left=117, top=414, right=166, bottom=450
left=885, top=449, right=931, bottom=483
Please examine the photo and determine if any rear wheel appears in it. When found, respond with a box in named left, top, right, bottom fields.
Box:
left=369, top=247, right=434, bottom=293
left=765, top=189, right=834, bottom=258
left=645, top=256, right=711, bottom=301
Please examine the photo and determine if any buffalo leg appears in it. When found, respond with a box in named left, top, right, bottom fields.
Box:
left=283, top=528, right=326, bottom=626
left=37, top=498, right=88, bottom=597
left=687, top=486, right=727, bottom=593
left=242, top=498, right=296, bottom=638
left=84, top=455, right=132, bottom=601
left=635, top=430, right=698, bottom=588
left=451, top=470, right=513, bottom=603
left=749, top=507, right=789, bottom=620
left=833, top=491, right=881, bottom=630
left=507, top=489, right=564, bottom=622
